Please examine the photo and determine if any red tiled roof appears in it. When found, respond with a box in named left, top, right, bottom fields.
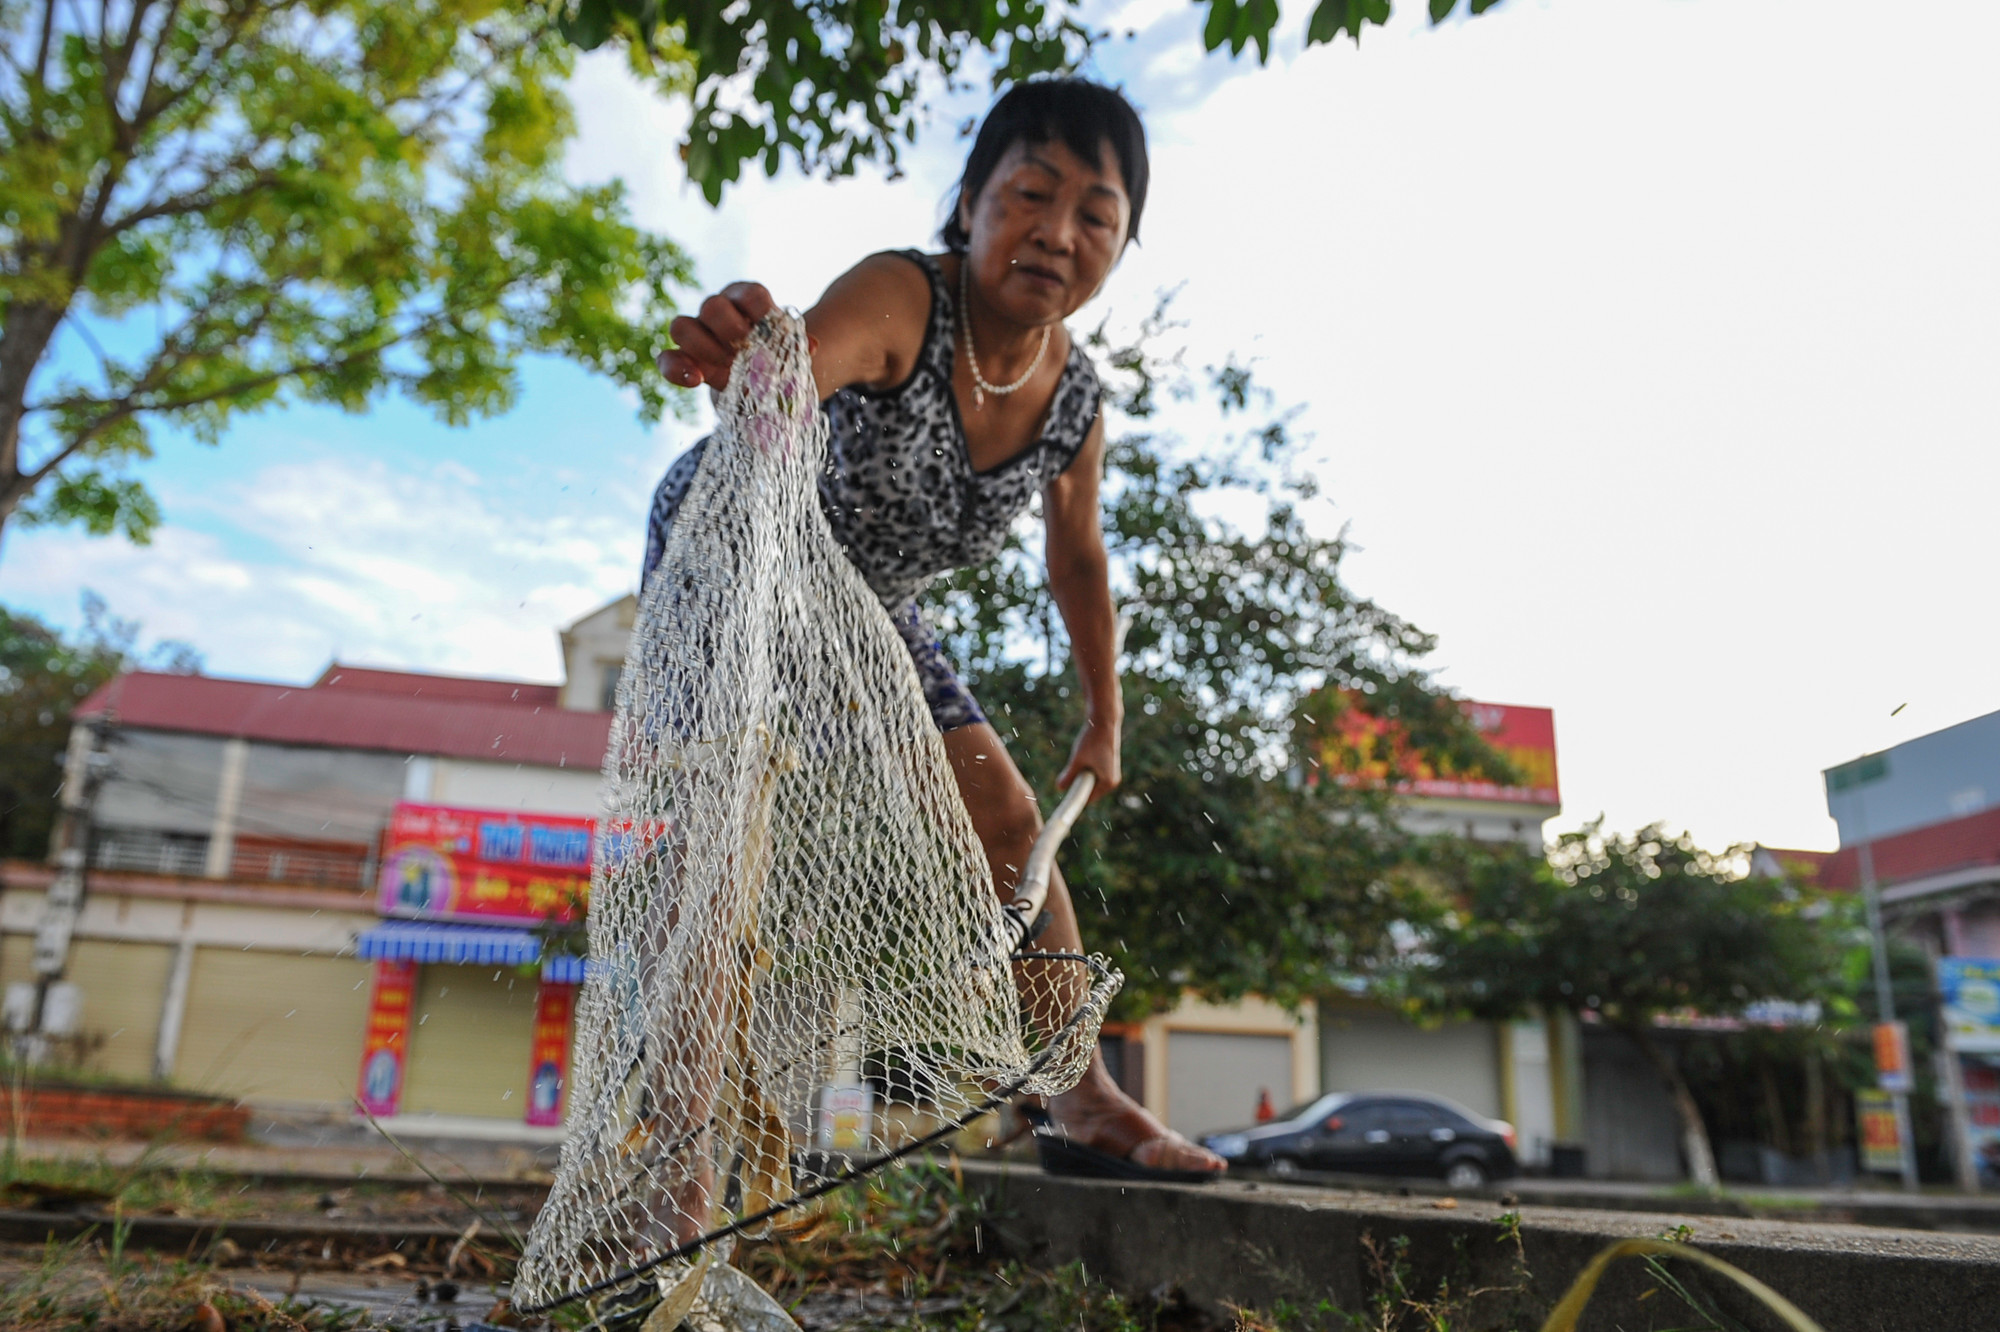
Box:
left=312, top=664, right=562, bottom=708
left=1814, top=806, right=2000, bottom=892
left=1759, top=846, right=1839, bottom=886
left=76, top=671, right=609, bottom=769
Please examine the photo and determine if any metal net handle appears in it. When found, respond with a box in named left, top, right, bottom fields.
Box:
left=1000, top=771, right=1094, bottom=952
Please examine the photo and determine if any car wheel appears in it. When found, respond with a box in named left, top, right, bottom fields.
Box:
left=1443, top=1159, right=1488, bottom=1190
left=1266, top=1155, right=1303, bottom=1178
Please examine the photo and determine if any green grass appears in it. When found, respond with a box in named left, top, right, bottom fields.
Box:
left=0, top=1149, right=246, bottom=1219
left=0, top=1227, right=370, bottom=1331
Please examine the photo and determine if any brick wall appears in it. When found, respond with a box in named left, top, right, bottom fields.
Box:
left=0, top=1085, right=250, bottom=1143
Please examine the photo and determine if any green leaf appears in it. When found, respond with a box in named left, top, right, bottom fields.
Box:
left=1430, top=0, right=1457, bottom=21
left=18, top=470, right=162, bottom=544
left=1304, top=0, right=1393, bottom=46
left=0, top=0, right=693, bottom=555
left=1203, top=0, right=1242, bottom=53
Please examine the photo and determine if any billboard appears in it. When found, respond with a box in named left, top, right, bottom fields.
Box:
left=1311, top=695, right=1560, bottom=807
left=1940, top=958, right=2000, bottom=1054
left=377, top=802, right=591, bottom=925
left=1855, top=1089, right=1906, bottom=1174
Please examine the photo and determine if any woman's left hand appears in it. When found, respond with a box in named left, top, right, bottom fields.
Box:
left=1058, top=714, right=1122, bottom=800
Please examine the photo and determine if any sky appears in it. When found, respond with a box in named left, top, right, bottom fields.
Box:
left=6, top=0, right=1998, bottom=854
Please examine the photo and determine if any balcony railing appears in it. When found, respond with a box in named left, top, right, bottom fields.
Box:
left=89, top=832, right=375, bottom=891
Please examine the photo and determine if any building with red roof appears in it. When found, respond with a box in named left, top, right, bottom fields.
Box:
left=1, top=596, right=636, bottom=1133
left=1815, top=708, right=2000, bottom=1178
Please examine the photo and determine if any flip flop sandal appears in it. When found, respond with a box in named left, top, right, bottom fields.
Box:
left=1021, top=1106, right=1222, bottom=1184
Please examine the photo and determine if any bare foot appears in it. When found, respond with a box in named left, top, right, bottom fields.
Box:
left=1045, top=1067, right=1226, bottom=1174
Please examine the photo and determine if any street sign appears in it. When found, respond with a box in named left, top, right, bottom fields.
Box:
left=1856, top=1090, right=1905, bottom=1173
left=1874, top=1020, right=1915, bottom=1093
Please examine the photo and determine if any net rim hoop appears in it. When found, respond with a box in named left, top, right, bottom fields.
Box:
left=512, top=950, right=1116, bottom=1315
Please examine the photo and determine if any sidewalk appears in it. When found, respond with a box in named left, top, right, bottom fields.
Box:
left=9, top=1113, right=561, bottom=1184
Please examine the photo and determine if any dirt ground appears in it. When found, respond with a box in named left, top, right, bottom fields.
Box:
left=0, top=1154, right=1232, bottom=1332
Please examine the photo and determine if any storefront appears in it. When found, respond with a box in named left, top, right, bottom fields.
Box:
left=353, top=802, right=592, bottom=1128
left=1940, top=957, right=2000, bottom=1185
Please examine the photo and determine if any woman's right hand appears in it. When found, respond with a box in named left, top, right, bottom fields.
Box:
left=658, top=282, right=776, bottom=391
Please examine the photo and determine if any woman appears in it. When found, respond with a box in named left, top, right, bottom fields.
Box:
left=650, top=78, right=1223, bottom=1180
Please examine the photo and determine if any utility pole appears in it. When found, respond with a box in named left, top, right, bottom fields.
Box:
left=20, top=716, right=112, bottom=1063
left=1858, top=840, right=1921, bottom=1191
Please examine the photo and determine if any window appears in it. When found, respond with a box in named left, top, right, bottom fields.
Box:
left=1384, top=1101, right=1444, bottom=1135
left=598, top=663, right=623, bottom=712
left=1332, top=1102, right=1391, bottom=1137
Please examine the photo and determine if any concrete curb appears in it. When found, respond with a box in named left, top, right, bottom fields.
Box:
left=959, top=1161, right=2000, bottom=1332
left=1254, top=1165, right=2000, bottom=1236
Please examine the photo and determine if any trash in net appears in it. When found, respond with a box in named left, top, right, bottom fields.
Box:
left=513, top=312, right=1121, bottom=1316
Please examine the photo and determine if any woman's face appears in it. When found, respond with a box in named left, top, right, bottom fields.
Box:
left=959, top=135, right=1131, bottom=326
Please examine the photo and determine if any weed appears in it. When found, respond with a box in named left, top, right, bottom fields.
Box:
left=0, top=1226, right=358, bottom=1331
left=0, top=1148, right=244, bottom=1218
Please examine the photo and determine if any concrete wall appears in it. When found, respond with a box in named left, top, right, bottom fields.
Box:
left=962, top=1161, right=2000, bottom=1332
left=1500, top=1018, right=1558, bottom=1167
left=423, top=758, right=604, bottom=817
left=559, top=594, right=637, bottom=713
left=235, top=742, right=405, bottom=844
left=95, top=731, right=226, bottom=835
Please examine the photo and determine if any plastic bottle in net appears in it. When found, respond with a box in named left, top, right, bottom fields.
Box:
left=514, top=312, right=1121, bottom=1315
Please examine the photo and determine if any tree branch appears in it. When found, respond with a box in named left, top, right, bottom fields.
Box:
left=129, top=0, right=259, bottom=138
left=121, top=0, right=184, bottom=146
left=33, top=0, right=58, bottom=81
left=105, top=162, right=285, bottom=237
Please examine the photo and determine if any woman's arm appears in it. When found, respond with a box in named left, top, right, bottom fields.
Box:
left=658, top=255, right=932, bottom=403
left=1044, top=412, right=1122, bottom=797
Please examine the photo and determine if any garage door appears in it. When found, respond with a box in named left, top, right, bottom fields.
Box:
left=64, top=939, right=174, bottom=1082
left=1166, top=1031, right=1293, bottom=1138
left=398, top=964, right=539, bottom=1119
left=1318, top=1005, right=1500, bottom=1118
left=176, top=949, right=372, bottom=1106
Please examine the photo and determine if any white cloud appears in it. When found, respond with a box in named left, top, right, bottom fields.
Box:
left=7, top=456, right=640, bottom=684
left=9, top=0, right=1997, bottom=856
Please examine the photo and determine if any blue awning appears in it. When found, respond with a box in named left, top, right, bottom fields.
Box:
left=356, top=921, right=542, bottom=967
left=540, top=954, right=590, bottom=984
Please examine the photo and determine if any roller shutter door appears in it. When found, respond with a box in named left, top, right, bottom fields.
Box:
left=1166, top=1031, right=1294, bottom=1139
left=398, top=964, right=538, bottom=1119
left=176, top=948, right=372, bottom=1106
left=64, top=940, right=174, bottom=1082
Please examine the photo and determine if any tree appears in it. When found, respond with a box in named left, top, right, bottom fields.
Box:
left=557, top=0, right=1508, bottom=201
left=1412, top=822, right=1840, bottom=1188
left=929, top=308, right=1505, bottom=1016
left=0, top=592, right=197, bottom=859
left=0, top=0, right=691, bottom=554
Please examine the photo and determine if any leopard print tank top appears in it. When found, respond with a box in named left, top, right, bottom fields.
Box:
left=643, top=250, right=1102, bottom=610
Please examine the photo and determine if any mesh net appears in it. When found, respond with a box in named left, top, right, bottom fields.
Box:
left=514, top=312, right=1121, bottom=1314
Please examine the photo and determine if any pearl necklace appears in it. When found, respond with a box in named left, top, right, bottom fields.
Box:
left=959, top=260, right=1050, bottom=411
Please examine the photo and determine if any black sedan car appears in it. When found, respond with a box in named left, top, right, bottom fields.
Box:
left=1199, top=1091, right=1518, bottom=1188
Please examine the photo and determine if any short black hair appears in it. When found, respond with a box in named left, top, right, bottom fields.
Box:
left=941, top=78, right=1149, bottom=254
